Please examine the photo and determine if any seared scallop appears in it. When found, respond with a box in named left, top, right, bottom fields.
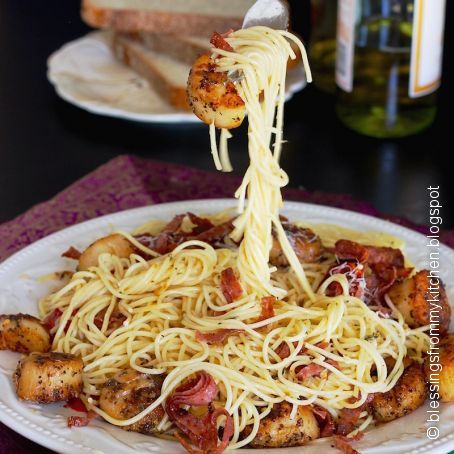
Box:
left=187, top=54, right=245, bottom=129
left=0, top=314, right=50, bottom=353
left=241, top=401, right=320, bottom=447
left=78, top=234, right=135, bottom=270
left=370, top=361, right=427, bottom=422
left=99, top=368, right=165, bottom=434
left=388, top=270, right=451, bottom=335
left=425, top=333, right=454, bottom=402
left=270, top=225, right=323, bottom=267
left=14, top=352, right=83, bottom=402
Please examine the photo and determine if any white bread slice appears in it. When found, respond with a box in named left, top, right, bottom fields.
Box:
left=82, top=0, right=255, bottom=35
left=133, top=33, right=210, bottom=65
left=112, top=33, right=190, bottom=110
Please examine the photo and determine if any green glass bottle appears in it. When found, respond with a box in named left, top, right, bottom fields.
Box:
left=335, top=0, right=446, bottom=138
left=309, top=0, right=338, bottom=94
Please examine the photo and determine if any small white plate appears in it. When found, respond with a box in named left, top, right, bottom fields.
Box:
left=1, top=199, right=453, bottom=453
left=47, top=32, right=308, bottom=123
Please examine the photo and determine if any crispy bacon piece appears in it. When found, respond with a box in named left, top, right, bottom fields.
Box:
left=312, top=405, right=336, bottom=437
left=136, top=217, right=234, bottom=255
left=365, top=264, right=396, bottom=297
left=135, top=233, right=180, bottom=255
left=336, top=408, right=362, bottom=436
left=312, top=405, right=328, bottom=419
left=325, top=282, right=342, bottom=297
left=326, top=359, right=340, bottom=369
left=296, top=358, right=339, bottom=380
left=64, top=397, right=87, bottom=413
left=334, top=240, right=404, bottom=268
left=220, top=268, right=243, bottom=304
left=325, top=261, right=365, bottom=298
left=276, top=341, right=329, bottom=360
left=336, top=394, right=374, bottom=436
left=275, top=342, right=291, bottom=359
left=376, top=263, right=405, bottom=283
left=195, top=329, right=244, bottom=345
left=322, top=419, right=337, bottom=438
left=165, top=372, right=233, bottom=454
left=42, top=308, right=62, bottom=331
left=275, top=342, right=303, bottom=359
left=187, top=213, right=214, bottom=235
left=175, top=408, right=233, bottom=454
left=153, top=235, right=179, bottom=254
left=296, top=363, right=325, bottom=380
left=67, top=411, right=97, bottom=428
left=67, top=416, right=88, bottom=427
left=316, top=341, right=330, bottom=350
left=334, top=240, right=368, bottom=263
left=43, top=308, right=80, bottom=335
left=270, top=223, right=323, bottom=267
left=365, top=263, right=412, bottom=305
left=170, top=372, right=218, bottom=406
left=93, top=308, right=126, bottom=331
left=259, top=296, right=276, bottom=321
left=333, top=435, right=360, bottom=454
left=327, top=240, right=411, bottom=310
left=162, top=214, right=186, bottom=234
left=135, top=214, right=186, bottom=255
left=366, top=246, right=404, bottom=268
left=192, top=220, right=234, bottom=244
left=154, top=214, right=186, bottom=252
left=65, top=397, right=97, bottom=428
left=62, top=246, right=81, bottom=260
left=210, top=31, right=234, bottom=52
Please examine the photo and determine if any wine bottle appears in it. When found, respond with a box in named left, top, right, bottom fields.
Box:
left=335, top=0, right=446, bottom=138
left=309, top=0, right=338, bottom=94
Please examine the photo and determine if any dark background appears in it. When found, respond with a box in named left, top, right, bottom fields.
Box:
left=0, top=1, right=452, bottom=452
left=0, top=1, right=451, bottom=228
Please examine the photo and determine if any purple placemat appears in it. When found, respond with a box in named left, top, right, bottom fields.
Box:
left=1, top=154, right=453, bottom=261
left=0, top=154, right=453, bottom=453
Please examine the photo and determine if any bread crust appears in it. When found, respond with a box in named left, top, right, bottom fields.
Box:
left=82, top=3, right=242, bottom=35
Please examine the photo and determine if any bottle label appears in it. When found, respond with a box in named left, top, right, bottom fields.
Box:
left=409, top=0, right=446, bottom=98
left=335, top=0, right=356, bottom=92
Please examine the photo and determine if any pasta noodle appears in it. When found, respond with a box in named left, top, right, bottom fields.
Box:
left=38, top=26, right=429, bottom=450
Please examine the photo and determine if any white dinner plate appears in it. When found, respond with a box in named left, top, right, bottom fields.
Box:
left=47, top=32, right=308, bottom=123
left=1, top=199, right=453, bottom=454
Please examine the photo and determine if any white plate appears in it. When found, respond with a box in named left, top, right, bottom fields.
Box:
left=47, top=32, right=307, bottom=123
left=1, top=199, right=453, bottom=454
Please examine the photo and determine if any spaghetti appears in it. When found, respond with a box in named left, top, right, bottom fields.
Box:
left=38, top=27, right=430, bottom=451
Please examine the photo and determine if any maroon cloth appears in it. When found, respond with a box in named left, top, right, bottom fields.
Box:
left=1, top=155, right=453, bottom=261
left=0, top=154, right=453, bottom=453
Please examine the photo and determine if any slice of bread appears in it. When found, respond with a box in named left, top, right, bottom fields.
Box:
left=112, top=33, right=190, bottom=110
left=82, top=0, right=255, bottom=35
left=132, top=33, right=210, bottom=66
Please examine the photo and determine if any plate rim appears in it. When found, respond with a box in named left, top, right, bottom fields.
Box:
left=1, top=198, right=453, bottom=454
left=1, top=199, right=453, bottom=272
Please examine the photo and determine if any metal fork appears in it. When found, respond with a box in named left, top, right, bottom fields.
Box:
left=242, top=0, right=289, bottom=30
left=227, top=0, right=290, bottom=83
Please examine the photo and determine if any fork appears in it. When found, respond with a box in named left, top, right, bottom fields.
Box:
left=227, top=0, right=290, bottom=83
left=242, top=0, right=289, bottom=30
